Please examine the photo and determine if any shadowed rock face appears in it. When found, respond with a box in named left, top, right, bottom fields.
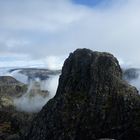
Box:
left=26, top=49, right=140, bottom=140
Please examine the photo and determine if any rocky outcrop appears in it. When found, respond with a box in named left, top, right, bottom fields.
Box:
left=0, top=76, right=31, bottom=140
left=0, top=76, right=23, bottom=85
left=0, top=76, right=27, bottom=98
left=0, top=108, right=35, bottom=140
left=26, top=49, right=140, bottom=140
left=0, top=76, right=27, bottom=109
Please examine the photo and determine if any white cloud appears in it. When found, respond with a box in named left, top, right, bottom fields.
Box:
left=44, top=56, right=66, bottom=70
left=0, top=0, right=82, bottom=32
left=1, top=0, right=140, bottom=67
left=14, top=75, right=59, bottom=112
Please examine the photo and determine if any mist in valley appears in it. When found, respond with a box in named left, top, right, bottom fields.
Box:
left=9, top=69, right=60, bottom=112
left=14, top=74, right=59, bottom=112
left=1, top=0, right=140, bottom=112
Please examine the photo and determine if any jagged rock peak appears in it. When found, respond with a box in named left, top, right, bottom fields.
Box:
left=57, top=48, right=122, bottom=95
left=26, top=48, right=140, bottom=140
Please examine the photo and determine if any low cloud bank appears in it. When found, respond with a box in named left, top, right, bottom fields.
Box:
left=45, top=56, right=66, bottom=70
left=14, top=75, right=59, bottom=112
left=123, top=68, right=140, bottom=93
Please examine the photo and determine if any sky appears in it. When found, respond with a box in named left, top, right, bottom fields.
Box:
left=1, top=0, right=140, bottom=69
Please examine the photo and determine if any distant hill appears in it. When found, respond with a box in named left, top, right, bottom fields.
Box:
left=9, top=68, right=61, bottom=81
left=123, top=68, right=140, bottom=81
left=0, top=76, right=24, bottom=85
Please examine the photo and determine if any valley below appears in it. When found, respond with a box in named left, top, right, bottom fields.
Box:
left=0, top=68, right=60, bottom=140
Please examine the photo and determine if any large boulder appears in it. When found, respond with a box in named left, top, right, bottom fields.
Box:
left=26, top=49, right=140, bottom=140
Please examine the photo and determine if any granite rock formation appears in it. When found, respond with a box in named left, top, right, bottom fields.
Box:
left=26, top=49, right=140, bottom=140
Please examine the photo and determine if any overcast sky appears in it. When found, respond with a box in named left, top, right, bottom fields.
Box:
left=0, top=0, right=140, bottom=68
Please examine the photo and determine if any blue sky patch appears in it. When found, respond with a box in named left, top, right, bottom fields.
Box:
left=71, top=0, right=111, bottom=7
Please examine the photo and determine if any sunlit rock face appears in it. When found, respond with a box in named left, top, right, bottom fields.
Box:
left=26, top=49, right=140, bottom=140
left=0, top=76, right=27, bottom=109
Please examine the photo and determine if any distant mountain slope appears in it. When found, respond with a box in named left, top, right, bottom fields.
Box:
left=123, top=68, right=140, bottom=81
left=0, top=76, right=27, bottom=98
left=0, top=76, right=24, bottom=85
left=9, top=68, right=61, bottom=80
left=123, top=68, right=140, bottom=91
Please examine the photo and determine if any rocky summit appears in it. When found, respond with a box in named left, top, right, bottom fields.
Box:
left=26, top=49, right=140, bottom=140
